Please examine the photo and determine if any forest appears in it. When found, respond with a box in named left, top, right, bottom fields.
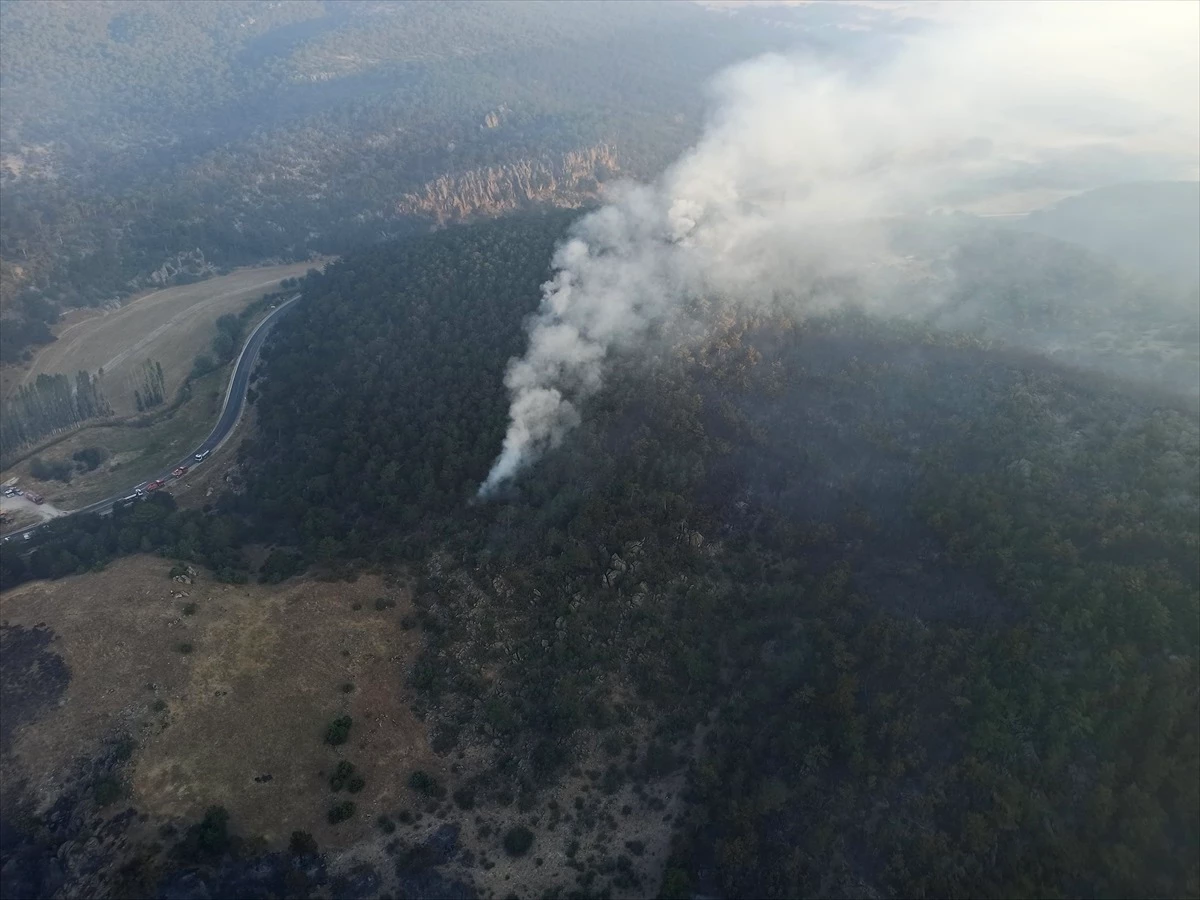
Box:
left=243, top=220, right=1198, bottom=899
left=4, top=213, right=1195, bottom=897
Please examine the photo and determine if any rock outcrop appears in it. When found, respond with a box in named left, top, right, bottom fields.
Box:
left=398, top=145, right=618, bottom=225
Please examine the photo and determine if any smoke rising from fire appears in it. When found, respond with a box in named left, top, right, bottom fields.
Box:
left=479, top=1, right=1199, bottom=495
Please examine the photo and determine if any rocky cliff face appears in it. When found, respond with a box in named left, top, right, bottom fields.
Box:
left=142, top=248, right=217, bottom=287
left=398, top=145, right=618, bottom=224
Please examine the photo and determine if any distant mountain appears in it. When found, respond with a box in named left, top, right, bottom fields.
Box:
left=1014, top=181, right=1200, bottom=287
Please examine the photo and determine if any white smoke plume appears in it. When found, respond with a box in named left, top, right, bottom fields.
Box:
left=478, top=1, right=1200, bottom=496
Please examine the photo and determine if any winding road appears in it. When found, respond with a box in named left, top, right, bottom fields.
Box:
left=1, top=295, right=300, bottom=545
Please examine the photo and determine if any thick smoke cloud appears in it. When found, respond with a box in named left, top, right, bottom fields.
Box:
left=479, top=1, right=1200, bottom=495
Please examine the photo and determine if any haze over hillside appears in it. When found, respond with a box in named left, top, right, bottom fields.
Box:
left=475, top=2, right=1200, bottom=489
left=1, top=3, right=1198, bottom=900
left=1013, top=181, right=1200, bottom=287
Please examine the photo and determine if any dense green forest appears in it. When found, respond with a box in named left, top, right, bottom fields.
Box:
left=6, top=214, right=1193, bottom=897
left=0, top=492, right=247, bottom=587
left=0, top=0, right=893, bottom=361
left=240, top=222, right=1197, bottom=898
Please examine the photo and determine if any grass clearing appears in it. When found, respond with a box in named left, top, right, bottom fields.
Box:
left=0, top=556, right=430, bottom=849
left=4, top=261, right=322, bottom=417
left=0, top=367, right=228, bottom=510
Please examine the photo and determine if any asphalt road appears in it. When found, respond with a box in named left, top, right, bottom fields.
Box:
left=2, top=295, right=300, bottom=545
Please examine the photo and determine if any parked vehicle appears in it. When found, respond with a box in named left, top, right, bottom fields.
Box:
left=25, top=491, right=44, bottom=505
left=145, top=480, right=166, bottom=492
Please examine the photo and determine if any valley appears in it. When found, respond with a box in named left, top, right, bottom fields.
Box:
left=3, top=209, right=1195, bottom=898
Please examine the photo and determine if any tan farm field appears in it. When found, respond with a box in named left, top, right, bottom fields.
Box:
left=6, top=262, right=323, bottom=417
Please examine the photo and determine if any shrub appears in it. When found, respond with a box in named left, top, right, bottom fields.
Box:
left=31, top=456, right=73, bottom=483
left=72, top=447, right=108, bottom=471
left=175, top=806, right=230, bottom=861
left=347, top=775, right=366, bottom=794
left=503, top=826, right=534, bottom=857
left=93, top=777, right=122, bottom=806
left=601, top=764, right=626, bottom=795
left=113, top=736, right=136, bottom=761
left=182, top=602, right=198, bottom=616
left=431, top=725, right=459, bottom=754
left=194, top=807, right=230, bottom=853
left=661, top=867, right=691, bottom=899
left=327, top=801, right=355, bottom=824
left=325, top=715, right=352, bottom=745
left=289, top=830, right=318, bottom=856
left=377, top=815, right=396, bottom=834
left=176, top=642, right=194, bottom=654
left=453, top=786, right=476, bottom=810
left=407, top=770, right=443, bottom=797
left=375, top=597, right=396, bottom=610
left=341, top=682, right=355, bottom=693
left=642, top=742, right=676, bottom=778
left=190, top=353, right=217, bottom=380
left=330, top=760, right=355, bottom=791
left=258, top=548, right=303, bottom=584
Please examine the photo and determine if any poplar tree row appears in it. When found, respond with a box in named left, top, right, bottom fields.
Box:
left=134, top=359, right=167, bottom=412
left=0, top=371, right=113, bottom=460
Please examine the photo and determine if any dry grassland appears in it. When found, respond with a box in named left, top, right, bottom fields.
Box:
left=5, top=262, right=322, bottom=416
left=0, top=555, right=436, bottom=852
